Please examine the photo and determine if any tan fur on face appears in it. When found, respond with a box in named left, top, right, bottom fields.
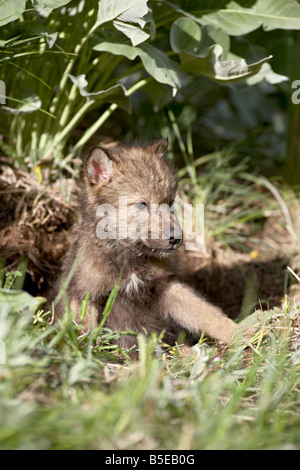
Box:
left=52, top=140, right=237, bottom=351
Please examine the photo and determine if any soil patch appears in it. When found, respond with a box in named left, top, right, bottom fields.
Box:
left=0, top=159, right=78, bottom=293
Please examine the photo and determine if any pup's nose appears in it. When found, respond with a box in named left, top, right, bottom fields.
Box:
left=169, top=236, right=182, bottom=248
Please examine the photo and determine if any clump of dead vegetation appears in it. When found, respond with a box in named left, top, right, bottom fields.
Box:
left=0, top=158, right=78, bottom=292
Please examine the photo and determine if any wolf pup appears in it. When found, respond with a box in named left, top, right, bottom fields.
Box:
left=55, top=139, right=238, bottom=350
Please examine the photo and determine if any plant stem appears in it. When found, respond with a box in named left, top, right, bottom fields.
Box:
left=64, top=78, right=150, bottom=161
left=167, top=108, right=198, bottom=190
left=48, top=8, right=95, bottom=118
left=68, top=103, right=118, bottom=156
left=46, top=100, right=95, bottom=158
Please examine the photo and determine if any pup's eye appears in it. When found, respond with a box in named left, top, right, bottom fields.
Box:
left=136, top=201, right=147, bottom=210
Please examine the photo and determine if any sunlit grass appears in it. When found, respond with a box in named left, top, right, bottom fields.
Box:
left=0, top=283, right=299, bottom=450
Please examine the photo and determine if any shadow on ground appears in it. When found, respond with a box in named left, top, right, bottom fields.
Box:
left=181, top=254, right=290, bottom=321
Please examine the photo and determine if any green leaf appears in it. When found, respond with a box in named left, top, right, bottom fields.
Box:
left=170, top=17, right=272, bottom=83
left=170, top=17, right=202, bottom=54
left=97, top=0, right=148, bottom=28
left=253, top=0, right=300, bottom=31
left=43, top=31, right=59, bottom=48
left=168, top=0, right=300, bottom=36
left=142, top=81, right=174, bottom=111
left=32, top=0, right=73, bottom=9
left=194, top=0, right=262, bottom=35
left=144, top=8, right=156, bottom=40
left=5, top=20, right=59, bottom=48
left=0, top=288, right=46, bottom=314
left=170, top=18, right=230, bottom=58
left=95, top=0, right=150, bottom=45
left=246, top=62, right=289, bottom=86
left=179, top=45, right=272, bottom=82
left=68, top=74, right=131, bottom=112
left=93, top=41, right=181, bottom=90
left=0, top=0, right=26, bottom=27
left=113, top=20, right=150, bottom=46
left=140, top=43, right=181, bottom=90
left=2, top=88, right=42, bottom=114
left=0, top=0, right=73, bottom=26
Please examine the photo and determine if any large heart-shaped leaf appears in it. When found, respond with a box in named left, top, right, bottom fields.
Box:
left=170, top=18, right=230, bottom=58
left=179, top=45, right=272, bottom=82
left=170, top=17, right=272, bottom=82
left=170, top=16, right=202, bottom=54
left=245, top=0, right=300, bottom=31
left=93, top=41, right=181, bottom=90
left=95, top=0, right=150, bottom=45
left=97, top=0, right=148, bottom=27
left=167, top=0, right=300, bottom=36
left=113, top=20, right=150, bottom=46
left=0, top=0, right=26, bottom=27
left=0, top=0, right=72, bottom=26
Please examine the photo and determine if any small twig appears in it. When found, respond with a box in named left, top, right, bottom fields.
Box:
left=287, top=266, right=300, bottom=283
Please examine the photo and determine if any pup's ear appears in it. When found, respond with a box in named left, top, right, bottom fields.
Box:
left=150, top=138, right=168, bottom=158
left=85, top=147, right=114, bottom=185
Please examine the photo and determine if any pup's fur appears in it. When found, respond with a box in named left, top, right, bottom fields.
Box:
left=54, top=140, right=238, bottom=350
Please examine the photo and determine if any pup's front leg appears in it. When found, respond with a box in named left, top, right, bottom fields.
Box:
left=159, top=281, right=238, bottom=343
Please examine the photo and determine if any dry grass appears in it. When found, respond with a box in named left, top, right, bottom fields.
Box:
left=0, top=158, right=77, bottom=290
